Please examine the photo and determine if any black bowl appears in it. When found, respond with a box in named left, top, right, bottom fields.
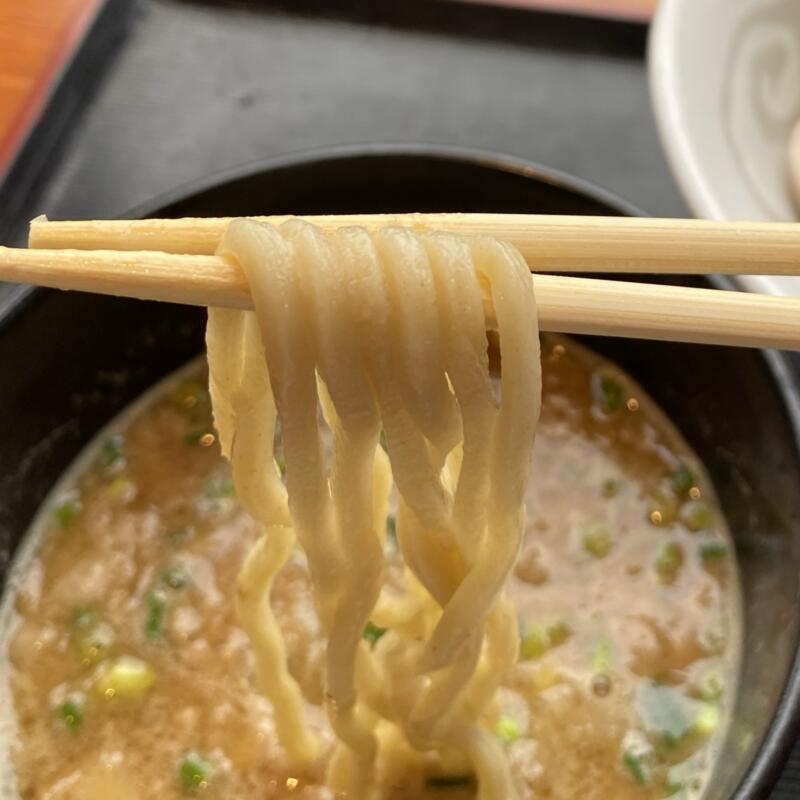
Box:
left=1, top=145, right=800, bottom=799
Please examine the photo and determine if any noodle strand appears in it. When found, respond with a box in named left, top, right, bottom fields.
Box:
left=207, top=219, right=540, bottom=800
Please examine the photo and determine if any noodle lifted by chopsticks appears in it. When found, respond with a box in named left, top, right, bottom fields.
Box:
left=206, top=218, right=541, bottom=799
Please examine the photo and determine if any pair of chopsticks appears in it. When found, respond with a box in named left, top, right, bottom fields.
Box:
left=0, top=213, right=799, bottom=350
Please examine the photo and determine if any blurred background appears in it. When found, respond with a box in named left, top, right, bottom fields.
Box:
left=7, top=0, right=800, bottom=253
left=0, top=0, right=674, bottom=253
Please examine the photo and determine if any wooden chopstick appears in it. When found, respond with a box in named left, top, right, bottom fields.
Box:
left=27, top=213, right=800, bottom=275
left=1, top=245, right=798, bottom=350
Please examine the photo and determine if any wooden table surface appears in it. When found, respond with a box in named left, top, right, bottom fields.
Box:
left=457, top=0, right=656, bottom=21
left=0, top=0, right=101, bottom=177
left=0, top=0, right=656, bottom=182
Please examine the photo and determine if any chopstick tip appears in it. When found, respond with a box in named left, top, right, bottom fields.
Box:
left=28, top=215, right=50, bottom=248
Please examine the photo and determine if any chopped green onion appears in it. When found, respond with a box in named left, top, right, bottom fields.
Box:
left=681, top=501, right=712, bottom=533
left=655, top=542, right=684, bottom=583
left=623, top=750, right=648, bottom=786
left=601, top=479, right=620, bottom=499
left=169, top=380, right=212, bottom=424
left=179, top=751, right=214, bottom=792
left=379, top=430, right=388, bottom=452
left=363, top=621, right=387, bottom=646
left=144, top=592, right=167, bottom=638
left=54, top=695, right=84, bottom=731
left=520, top=621, right=571, bottom=661
left=494, top=715, right=520, bottom=745
left=592, top=638, right=612, bottom=672
left=275, top=454, right=287, bottom=476
left=162, top=567, right=190, bottom=591
left=693, top=703, right=720, bottom=736
left=107, top=476, right=134, bottom=499
left=670, top=464, right=696, bottom=498
left=699, top=542, right=728, bottom=562
left=385, top=515, right=397, bottom=546
left=520, top=626, right=549, bottom=660
left=664, top=781, right=684, bottom=797
left=660, top=729, right=681, bottom=748
left=582, top=523, right=612, bottom=558
left=54, top=499, right=80, bottom=529
left=97, top=435, right=126, bottom=477
left=95, top=655, right=155, bottom=698
left=591, top=372, right=625, bottom=414
left=425, top=775, right=475, bottom=789
left=547, top=621, right=571, bottom=646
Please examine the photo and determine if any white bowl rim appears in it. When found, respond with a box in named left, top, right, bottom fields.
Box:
left=647, top=1, right=796, bottom=298
left=647, top=0, right=726, bottom=222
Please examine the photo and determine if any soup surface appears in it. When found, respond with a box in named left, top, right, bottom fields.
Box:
left=1, top=337, right=740, bottom=800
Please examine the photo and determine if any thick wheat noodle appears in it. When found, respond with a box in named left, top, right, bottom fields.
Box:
left=397, top=236, right=531, bottom=793
left=458, top=597, right=520, bottom=722
left=291, top=223, right=385, bottom=793
left=228, top=314, right=288, bottom=522
left=406, top=631, right=482, bottom=737
left=373, top=229, right=461, bottom=461
left=376, top=230, right=468, bottom=609
left=423, top=232, right=496, bottom=566
left=229, top=222, right=342, bottom=624
left=206, top=312, right=310, bottom=759
left=235, top=531, right=316, bottom=762
left=422, top=239, right=540, bottom=673
left=396, top=496, right=464, bottom=609
left=205, top=218, right=541, bottom=800
left=419, top=598, right=520, bottom=798
left=205, top=307, right=245, bottom=460
left=362, top=237, right=452, bottom=533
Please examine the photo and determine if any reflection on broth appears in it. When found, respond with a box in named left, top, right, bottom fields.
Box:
left=1, top=337, right=740, bottom=799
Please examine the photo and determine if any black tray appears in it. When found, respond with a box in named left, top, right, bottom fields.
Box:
left=0, top=2, right=797, bottom=795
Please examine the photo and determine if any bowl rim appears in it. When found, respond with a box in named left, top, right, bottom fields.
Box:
left=647, top=0, right=800, bottom=298
left=3, top=141, right=800, bottom=798
left=0, top=142, right=644, bottom=329
left=125, top=141, right=647, bottom=218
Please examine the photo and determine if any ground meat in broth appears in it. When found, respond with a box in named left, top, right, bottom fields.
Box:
left=1, top=336, right=740, bottom=800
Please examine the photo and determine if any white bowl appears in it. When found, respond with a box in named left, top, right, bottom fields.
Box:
left=648, top=0, right=800, bottom=295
